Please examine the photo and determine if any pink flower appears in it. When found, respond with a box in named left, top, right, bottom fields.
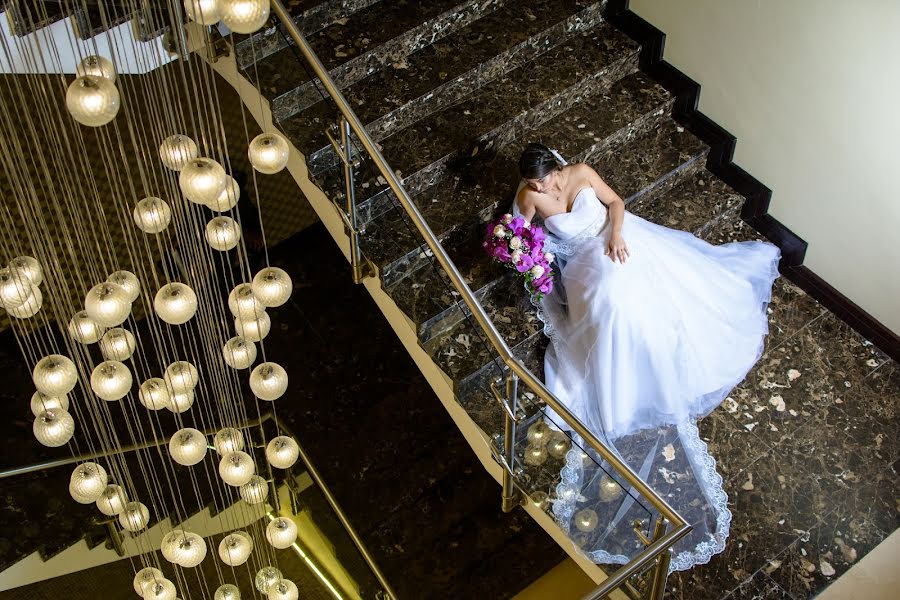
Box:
left=515, top=254, right=534, bottom=272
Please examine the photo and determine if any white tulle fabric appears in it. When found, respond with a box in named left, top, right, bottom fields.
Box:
left=512, top=173, right=779, bottom=571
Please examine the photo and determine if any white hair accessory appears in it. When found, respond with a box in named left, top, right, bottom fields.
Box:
left=548, top=147, right=568, bottom=166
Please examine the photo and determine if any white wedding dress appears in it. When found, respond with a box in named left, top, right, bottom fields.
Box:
left=514, top=184, right=780, bottom=571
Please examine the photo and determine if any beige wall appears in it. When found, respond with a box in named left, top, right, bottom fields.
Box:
left=630, top=0, right=900, bottom=334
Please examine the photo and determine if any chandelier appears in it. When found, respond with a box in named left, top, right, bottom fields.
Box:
left=0, top=1, right=305, bottom=597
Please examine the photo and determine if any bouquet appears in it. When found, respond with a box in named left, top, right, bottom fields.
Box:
left=482, top=214, right=555, bottom=300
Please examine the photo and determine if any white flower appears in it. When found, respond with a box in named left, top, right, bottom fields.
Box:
left=509, top=236, right=522, bottom=250
left=544, top=252, right=555, bottom=263
left=502, top=214, right=513, bottom=224
left=510, top=250, right=523, bottom=264
left=531, top=265, right=545, bottom=279
left=523, top=221, right=531, bottom=229
left=493, top=224, right=506, bottom=238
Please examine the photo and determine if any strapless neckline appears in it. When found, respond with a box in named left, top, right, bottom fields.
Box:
left=545, top=187, right=595, bottom=221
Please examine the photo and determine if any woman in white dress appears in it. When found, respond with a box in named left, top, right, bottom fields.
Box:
left=514, top=143, right=780, bottom=571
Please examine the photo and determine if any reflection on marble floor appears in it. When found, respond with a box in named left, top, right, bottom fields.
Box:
left=665, top=278, right=898, bottom=600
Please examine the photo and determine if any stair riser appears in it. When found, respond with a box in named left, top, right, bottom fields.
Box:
left=355, top=49, right=641, bottom=227
left=306, top=2, right=609, bottom=175
left=271, top=0, right=509, bottom=122
left=235, top=0, right=383, bottom=68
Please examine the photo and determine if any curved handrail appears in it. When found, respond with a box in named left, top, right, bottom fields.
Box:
left=268, top=0, right=690, bottom=596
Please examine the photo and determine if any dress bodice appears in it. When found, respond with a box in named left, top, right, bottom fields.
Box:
left=544, top=187, right=608, bottom=241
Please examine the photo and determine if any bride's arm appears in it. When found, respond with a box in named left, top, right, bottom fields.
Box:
left=516, top=188, right=538, bottom=222
left=582, top=164, right=629, bottom=263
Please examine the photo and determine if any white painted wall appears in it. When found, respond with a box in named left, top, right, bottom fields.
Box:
left=629, top=0, right=900, bottom=334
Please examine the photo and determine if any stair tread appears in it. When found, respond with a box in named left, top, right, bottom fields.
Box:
left=278, top=0, right=603, bottom=163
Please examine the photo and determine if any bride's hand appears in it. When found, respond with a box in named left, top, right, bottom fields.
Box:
left=605, top=233, right=630, bottom=263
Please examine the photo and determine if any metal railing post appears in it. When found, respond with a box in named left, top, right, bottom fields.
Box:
left=339, top=117, right=366, bottom=284
left=501, top=371, right=520, bottom=512
left=647, top=519, right=672, bottom=600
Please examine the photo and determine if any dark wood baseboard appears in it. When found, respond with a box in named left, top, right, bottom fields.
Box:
left=605, top=1, right=900, bottom=361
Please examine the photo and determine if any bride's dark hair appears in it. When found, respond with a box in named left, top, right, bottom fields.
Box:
left=519, top=142, right=561, bottom=179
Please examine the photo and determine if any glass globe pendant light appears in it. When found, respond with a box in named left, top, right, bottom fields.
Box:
left=107, top=270, right=140, bottom=302
left=119, top=501, right=150, bottom=531
left=33, top=408, right=75, bottom=447
left=99, top=327, right=137, bottom=361
left=69, top=462, right=108, bottom=503
left=251, top=267, right=292, bottom=307
left=139, top=378, right=171, bottom=410
left=247, top=132, right=288, bottom=174
left=206, top=216, right=241, bottom=251
left=133, top=197, right=172, bottom=234
left=76, top=55, right=116, bottom=82
left=222, top=336, right=257, bottom=369
left=133, top=567, right=165, bottom=597
left=266, top=517, right=298, bottom=549
left=221, top=0, right=271, bottom=35
left=265, top=436, right=299, bottom=469
left=219, top=451, right=255, bottom=486
left=207, top=175, right=239, bottom=211
left=143, top=578, right=177, bottom=600
left=218, top=531, right=253, bottom=567
left=32, top=354, right=78, bottom=396
left=159, top=134, right=199, bottom=171
left=67, top=310, right=104, bottom=344
left=179, top=157, right=226, bottom=205
left=166, top=390, right=195, bottom=414
left=249, top=362, right=288, bottom=401
left=84, top=281, right=131, bottom=327
left=6, top=287, right=42, bottom=318
left=0, top=267, right=36, bottom=309
left=66, top=76, right=120, bottom=127
left=96, top=484, right=128, bottom=516
left=255, top=567, right=282, bottom=594
left=90, top=360, right=133, bottom=401
left=239, top=475, right=269, bottom=504
left=154, top=282, right=198, bottom=325
left=30, top=391, right=69, bottom=417
left=215, top=584, right=242, bottom=600
left=8, top=256, right=42, bottom=286
left=214, top=428, right=245, bottom=454
left=184, top=0, right=222, bottom=25
left=163, top=360, right=199, bottom=394
left=267, top=579, right=299, bottom=600
left=169, top=428, right=208, bottom=466
left=162, top=529, right=207, bottom=567
left=574, top=508, right=599, bottom=532
left=228, top=284, right=263, bottom=319
left=234, top=311, right=270, bottom=342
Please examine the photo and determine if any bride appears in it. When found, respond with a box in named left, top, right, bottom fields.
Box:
left=513, top=143, right=780, bottom=571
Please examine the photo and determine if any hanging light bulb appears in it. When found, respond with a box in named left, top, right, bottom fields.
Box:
left=0, top=267, right=36, bottom=309
left=255, top=567, right=283, bottom=594
left=249, top=362, right=288, bottom=401
left=267, top=579, right=299, bottom=600
left=184, top=0, right=222, bottom=25
left=222, top=336, right=257, bottom=370
left=214, top=428, right=245, bottom=455
left=99, top=328, right=137, bottom=361
left=218, top=531, right=253, bottom=567
left=234, top=311, right=270, bottom=342
left=75, top=55, right=116, bottom=82
left=119, top=501, right=150, bottom=531
left=96, top=484, right=128, bottom=516
left=239, top=475, right=269, bottom=505
left=598, top=474, right=624, bottom=502
left=524, top=444, right=548, bottom=466
left=143, top=578, right=177, bottom=600
left=7, top=286, right=42, bottom=318
left=154, top=282, right=198, bottom=325
left=215, top=584, right=242, bottom=600
left=166, top=390, right=195, bottom=414
left=85, top=281, right=131, bottom=327
left=107, top=270, right=140, bottom=302
left=247, top=132, right=288, bottom=174
left=546, top=432, right=571, bottom=459
left=207, top=175, right=239, bottom=212
left=90, top=360, right=133, bottom=401
left=266, top=517, right=298, bottom=549
left=574, top=508, right=599, bottom=533
left=8, top=256, right=42, bottom=286
left=228, top=284, right=263, bottom=319
left=265, top=436, right=299, bottom=469
left=133, top=567, right=165, bottom=597
left=179, top=158, right=226, bottom=205
left=67, top=310, right=105, bottom=344
left=251, top=267, right=292, bottom=307
left=33, top=408, right=75, bottom=447
left=219, top=451, right=255, bottom=486
left=138, top=378, right=171, bottom=410
left=32, top=354, right=78, bottom=396
left=169, top=428, right=208, bottom=466
left=162, top=530, right=207, bottom=568
left=205, top=216, right=241, bottom=251
left=66, top=76, right=120, bottom=127
left=221, top=0, right=271, bottom=35
left=159, top=134, right=199, bottom=171
left=526, top=421, right=550, bottom=446
left=30, top=391, right=69, bottom=417
left=133, top=197, right=173, bottom=234
left=163, top=360, right=199, bottom=393
left=69, top=462, right=108, bottom=503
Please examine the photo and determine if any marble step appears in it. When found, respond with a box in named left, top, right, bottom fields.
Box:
left=234, top=0, right=384, bottom=68
left=451, top=168, right=748, bottom=419
left=290, top=0, right=609, bottom=175
left=252, top=0, right=503, bottom=122
left=71, top=2, right=134, bottom=40
left=338, top=21, right=641, bottom=227
left=361, top=70, right=673, bottom=291
left=386, top=116, right=708, bottom=351
left=4, top=1, right=69, bottom=36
